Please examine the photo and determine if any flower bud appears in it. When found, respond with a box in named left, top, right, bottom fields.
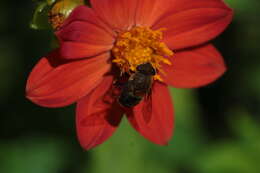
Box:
left=48, top=0, right=84, bottom=30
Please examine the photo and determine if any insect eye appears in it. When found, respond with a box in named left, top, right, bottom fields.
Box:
left=137, top=63, right=156, bottom=75
left=136, top=64, right=145, bottom=71
left=150, top=68, right=156, bottom=75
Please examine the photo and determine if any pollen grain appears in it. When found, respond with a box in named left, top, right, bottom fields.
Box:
left=112, top=26, right=173, bottom=81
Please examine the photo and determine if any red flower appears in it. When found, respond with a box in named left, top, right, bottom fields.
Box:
left=26, top=0, right=233, bottom=150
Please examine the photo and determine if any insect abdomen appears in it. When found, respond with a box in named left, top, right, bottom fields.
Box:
left=118, top=82, right=142, bottom=107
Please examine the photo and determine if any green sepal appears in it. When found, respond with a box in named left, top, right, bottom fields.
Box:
left=46, top=0, right=57, bottom=6
left=30, top=1, right=52, bottom=30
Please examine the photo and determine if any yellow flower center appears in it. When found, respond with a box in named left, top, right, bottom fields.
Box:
left=112, top=26, right=173, bottom=81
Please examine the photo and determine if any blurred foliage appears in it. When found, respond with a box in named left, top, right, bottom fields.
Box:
left=0, top=0, right=260, bottom=173
left=194, top=110, right=260, bottom=173
left=0, top=137, right=68, bottom=173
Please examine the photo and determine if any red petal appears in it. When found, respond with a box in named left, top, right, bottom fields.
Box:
left=152, top=0, right=233, bottom=50
left=26, top=50, right=111, bottom=107
left=58, top=21, right=113, bottom=45
left=90, top=0, right=174, bottom=29
left=135, top=0, right=173, bottom=27
left=61, top=5, right=114, bottom=37
left=127, top=82, right=174, bottom=145
left=90, top=0, right=138, bottom=30
left=59, top=41, right=112, bottom=60
left=76, top=76, right=124, bottom=150
left=162, top=44, right=226, bottom=88
left=56, top=6, right=114, bottom=59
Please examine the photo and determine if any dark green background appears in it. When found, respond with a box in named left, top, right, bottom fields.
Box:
left=1, top=0, right=260, bottom=173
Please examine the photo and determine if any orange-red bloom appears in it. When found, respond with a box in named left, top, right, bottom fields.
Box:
left=26, top=0, right=233, bottom=150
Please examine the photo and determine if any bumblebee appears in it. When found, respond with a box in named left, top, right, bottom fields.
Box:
left=118, top=63, right=156, bottom=107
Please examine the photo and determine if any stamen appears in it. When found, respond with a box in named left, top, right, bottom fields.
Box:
left=48, top=13, right=66, bottom=30
left=112, top=26, right=173, bottom=81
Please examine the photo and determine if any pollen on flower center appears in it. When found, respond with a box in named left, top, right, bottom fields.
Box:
left=112, top=26, right=173, bottom=81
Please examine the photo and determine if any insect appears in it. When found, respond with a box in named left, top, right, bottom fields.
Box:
left=118, top=63, right=156, bottom=108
